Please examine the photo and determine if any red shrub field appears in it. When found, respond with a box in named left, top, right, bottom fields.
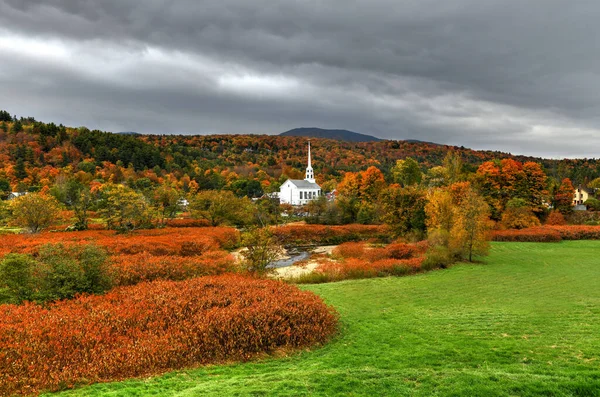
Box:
left=111, top=251, right=237, bottom=286
left=315, top=257, right=424, bottom=281
left=165, top=218, right=211, bottom=228
left=491, top=225, right=600, bottom=242
left=298, top=241, right=427, bottom=283
left=0, top=275, right=338, bottom=396
left=272, top=224, right=391, bottom=246
left=0, top=227, right=240, bottom=257
left=491, top=227, right=562, bottom=242
left=547, top=225, right=600, bottom=240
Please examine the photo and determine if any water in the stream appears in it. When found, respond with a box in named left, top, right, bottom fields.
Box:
left=267, top=250, right=311, bottom=269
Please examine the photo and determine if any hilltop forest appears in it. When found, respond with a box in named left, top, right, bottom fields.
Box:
left=0, top=109, right=599, bottom=199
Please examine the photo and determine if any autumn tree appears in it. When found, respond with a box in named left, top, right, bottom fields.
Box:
left=450, top=188, right=492, bottom=262
left=336, top=167, right=386, bottom=224
left=254, top=197, right=282, bottom=226
left=189, top=190, right=254, bottom=227
left=585, top=197, right=600, bottom=211
left=521, top=162, right=549, bottom=216
left=443, top=150, right=464, bottom=184
left=51, top=177, right=92, bottom=230
left=501, top=198, right=541, bottom=229
left=360, top=166, right=386, bottom=202
left=423, top=166, right=448, bottom=188
left=553, top=178, right=575, bottom=215
left=97, top=184, right=154, bottom=231
left=0, top=200, right=9, bottom=226
left=426, top=182, right=492, bottom=263
left=475, top=159, right=548, bottom=220
left=9, top=192, right=61, bottom=233
left=240, top=227, right=284, bottom=275
left=391, top=157, right=422, bottom=187
left=589, top=178, right=600, bottom=191
left=380, top=185, right=427, bottom=239
left=151, top=184, right=181, bottom=226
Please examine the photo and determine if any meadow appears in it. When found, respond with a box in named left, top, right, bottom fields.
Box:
left=48, top=240, right=600, bottom=396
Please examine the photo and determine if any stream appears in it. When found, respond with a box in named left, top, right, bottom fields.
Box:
left=267, top=249, right=311, bottom=269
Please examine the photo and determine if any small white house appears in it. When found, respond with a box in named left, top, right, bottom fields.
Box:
left=7, top=192, right=27, bottom=200
left=280, top=140, right=322, bottom=206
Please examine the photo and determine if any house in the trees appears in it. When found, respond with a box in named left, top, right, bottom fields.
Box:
left=280, top=140, right=321, bottom=206
left=573, top=185, right=593, bottom=209
left=7, top=192, right=27, bottom=200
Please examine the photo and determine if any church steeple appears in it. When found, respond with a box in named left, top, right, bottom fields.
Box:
left=305, top=140, right=315, bottom=183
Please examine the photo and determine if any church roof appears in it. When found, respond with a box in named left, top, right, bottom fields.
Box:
left=286, top=179, right=320, bottom=189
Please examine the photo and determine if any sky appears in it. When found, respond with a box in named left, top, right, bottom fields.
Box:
left=1, top=0, right=599, bottom=158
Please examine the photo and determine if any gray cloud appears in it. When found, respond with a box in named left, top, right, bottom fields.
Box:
left=1, top=0, right=600, bottom=157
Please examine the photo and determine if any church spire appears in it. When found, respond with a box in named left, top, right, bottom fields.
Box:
left=305, top=139, right=315, bottom=183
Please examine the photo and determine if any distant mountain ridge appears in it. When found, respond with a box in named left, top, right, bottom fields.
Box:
left=280, top=127, right=383, bottom=142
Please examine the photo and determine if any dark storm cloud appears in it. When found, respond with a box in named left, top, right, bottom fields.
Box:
left=1, top=0, right=600, bottom=157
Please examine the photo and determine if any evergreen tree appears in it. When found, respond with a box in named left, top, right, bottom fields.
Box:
left=14, top=158, right=28, bottom=180
left=11, top=119, right=23, bottom=133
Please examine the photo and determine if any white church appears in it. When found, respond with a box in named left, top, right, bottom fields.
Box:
left=279, top=140, right=322, bottom=206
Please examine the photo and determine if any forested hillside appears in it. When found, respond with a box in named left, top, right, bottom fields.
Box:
left=0, top=110, right=599, bottom=197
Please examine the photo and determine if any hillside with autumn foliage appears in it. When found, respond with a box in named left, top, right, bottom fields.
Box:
left=1, top=110, right=600, bottom=197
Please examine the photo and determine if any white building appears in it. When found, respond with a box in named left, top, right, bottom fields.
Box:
left=280, top=140, right=322, bottom=206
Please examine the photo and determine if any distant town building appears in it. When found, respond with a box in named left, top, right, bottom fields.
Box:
left=7, top=192, right=27, bottom=200
left=573, top=185, right=593, bottom=206
left=280, top=140, right=321, bottom=206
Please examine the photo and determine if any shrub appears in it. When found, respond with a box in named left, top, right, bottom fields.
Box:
left=547, top=225, right=600, bottom=240
left=332, top=242, right=366, bottom=259
left=0, top=254, right=37, bottom=304
left=112, top=251, right=237, bottom=286
left=240, top=228, right=284, bottom=275
left=422, top=245, right=452, bottom=270
left=0, top=227, right=241, bottom=258
left=272, top=224, right=390, bottom=246
left=314, top=257, right=423, bottom=282
left=38, top=244, right=113, bottom=301
left=0, top=275, right=338, bottom=396
left=545, top=211, right=567, bottom=226
left=0, top=244, right=113, bottom=304
left=385, top=242, right=419, bottom=259
left=491, top=228, right=562, bottom=242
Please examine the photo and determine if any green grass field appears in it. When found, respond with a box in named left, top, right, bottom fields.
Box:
left=50, top=241, right=600, bottom=396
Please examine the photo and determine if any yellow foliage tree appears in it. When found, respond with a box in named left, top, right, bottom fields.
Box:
left=426, top=183, right=492, bottom=263
left=9, top=193, right=61, bottom=233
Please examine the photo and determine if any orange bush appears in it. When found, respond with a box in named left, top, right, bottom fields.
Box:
left=0, top=227, right=240, bottom=257
left=545, top=211, right=567, bottom=226
left=0, top=275, right=338, bottom=396
left=302, top=239, right=427, bottom=283
left=385, top=242, right=422, bottom=259
left=111, top=250, right=237, bottom=286
left=546, top=225, right=600, bottom=240
left=332, top=242, right=367, bottom=259
left=315, top=257, right=424, bottom=281
left=272, top=224, right=390, bottom=246
left=491, top=227, right=562, bottom=242
left=491, top=225, right=600, bottom=242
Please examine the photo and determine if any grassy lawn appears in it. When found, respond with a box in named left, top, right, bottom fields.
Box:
left=50, top=241, right=600, bottom=396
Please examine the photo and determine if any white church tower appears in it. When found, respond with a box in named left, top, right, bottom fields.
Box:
left=279, top=140, right=322, bottom=205
left=305, top=140, right=315, bottom=183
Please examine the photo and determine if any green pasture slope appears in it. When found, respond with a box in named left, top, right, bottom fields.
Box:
left=52, top=241, right=600, bottom=396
